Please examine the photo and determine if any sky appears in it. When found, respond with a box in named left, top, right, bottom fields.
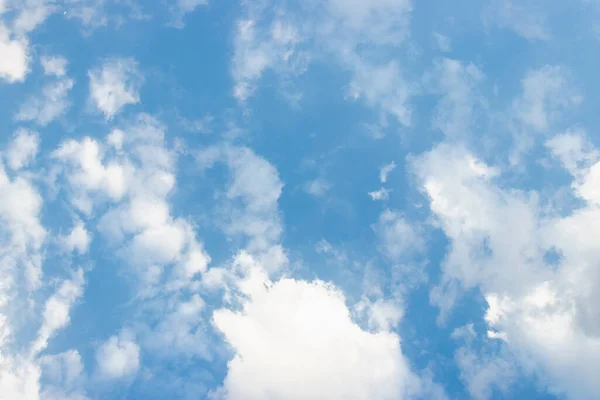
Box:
left=0, top=0, right=599, bottom=399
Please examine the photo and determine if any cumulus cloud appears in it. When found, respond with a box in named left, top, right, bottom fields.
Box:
left=40, top=350, right=89, bottom=400
left=197, top=145, right=286, bottom=274
left=52, top=114, right=213, bottom=379
left=4, top=128, right=39, bottom=171
left=0, top=23, right=29, bottom=82
left=88, top=58, right=143, bottom=119
left=213, top=275, right=425, bottom=400
left=374, top=210, right=424, bottom=262
left=96, top=331, right=140, bottom=380
left=52, top=136, right=128, bottom=214
left=415, top=139, right=600, bottom=399
left=31, top=269, right=85, bottom=356
left=424, top=58, right=484, bottom=138
left=0, top=158, right=46, bottom=290
left=346, top=59, right=412, bottom=126
left=454, top=343, right=516, bottom=400
left=512, top=66, right=580, bottom=133
left=16, top=78, right=74, bottom=125
left=41, top=55, right=68, bottom=77
left=60, top=221, right=92, bottom=255
left=545, top=129, right=599, bottom=175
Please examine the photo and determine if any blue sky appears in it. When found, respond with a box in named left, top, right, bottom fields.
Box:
left=1, top=0, right=600, bottom=399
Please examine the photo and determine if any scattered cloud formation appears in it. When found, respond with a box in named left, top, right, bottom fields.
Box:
left=16, top=77, right=74, bottom=125
left=41, top=55, right=68, bottom=77
left=88, top=58, right=143, bottom=119
left=4, top=128, right=39, bottom=171
left=1, top=1, right=599, bottom=399
left=369, top=187, right=390, bottom=201
left=96, top=331, right=140, bottom=380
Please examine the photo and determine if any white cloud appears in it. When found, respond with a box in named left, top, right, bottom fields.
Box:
left=4, top=128, right=39, bottom=171
left=415, top=140, right=600, bottom=399
left=0, top=137, right=52, bottom=400
left=379, top=161, right=396, bottom=183
left=52, top=114, right=213, bottom=373
left=195, top=145, right=286, bottom=273
left=232, top=19, right=308, bottom=102
left=128, top=222, right=187, bottom=266
left=179, top=114, right=214, bottom=133
left=374, top=210, right=424, bottom=262
left=12, top=0, right=55, bottom=35
left=169, top=0, right=208, bottom=29
left=60, top=221, right=91, bottom=255
left=325, top=0, right=412, bottom=45
left=354, top=297, right=404, bottom=332
left=0, top=358, right=41, bottom=400
left=346, top=59, right=412, bottom=127
left=52, top=136, right=128, bottom=214
left=0, top=159, right=47, bottom=290
left=231, top=0, right=414, bottom=124
left=454, top=345, right=516, bottom=400
left=40, top=55, right=68, bottom=77
left=31, top=269, right=85, bottom=356
left=424, top=58, right=484, bottom=138
left=545, top=129, right=599, bottom=175
left=0, top=23, right=29, bottom=83
left=0, top=1, right=71, bottom=84
left=369, top=187, right=390, bottom=201
left=40, top=350, right=89, bottom=400
left=508, top=66, right=582, bottom=164
left=512, top=66, right=580, bottom=132
left=16, top=78, right=74, bottom=125
left=88, top=58, right=143, bottom=119
left=225, top=146, right=283, bottom=214
left=213, top=275, right=424, bottom=400
left=304, top=178, right=331, bottom=197
left=96, top=330, right=140, bottom=380
left=142, top=294, right=208, bottom=358
left=433, top=32, right=451, bottom=52
left=482, top=0, right=549, bottom=41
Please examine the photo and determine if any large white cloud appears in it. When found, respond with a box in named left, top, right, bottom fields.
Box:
left=414, top=138, right=600, bottom=399
left=213, top=270, right=425, bottom=400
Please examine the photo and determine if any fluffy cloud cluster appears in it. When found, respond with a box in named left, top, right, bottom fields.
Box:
left=210, top=252, right=445, bottom=400
left=88, top=58, right=143, bottom=119
left=231, top=0, right=413, bottom=127
left=0, top=133, right=87, bottom=400
left=414, top=136, right=600, bottom=399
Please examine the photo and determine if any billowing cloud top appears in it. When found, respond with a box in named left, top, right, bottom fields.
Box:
left=0, top=1, right=599, bottom=400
